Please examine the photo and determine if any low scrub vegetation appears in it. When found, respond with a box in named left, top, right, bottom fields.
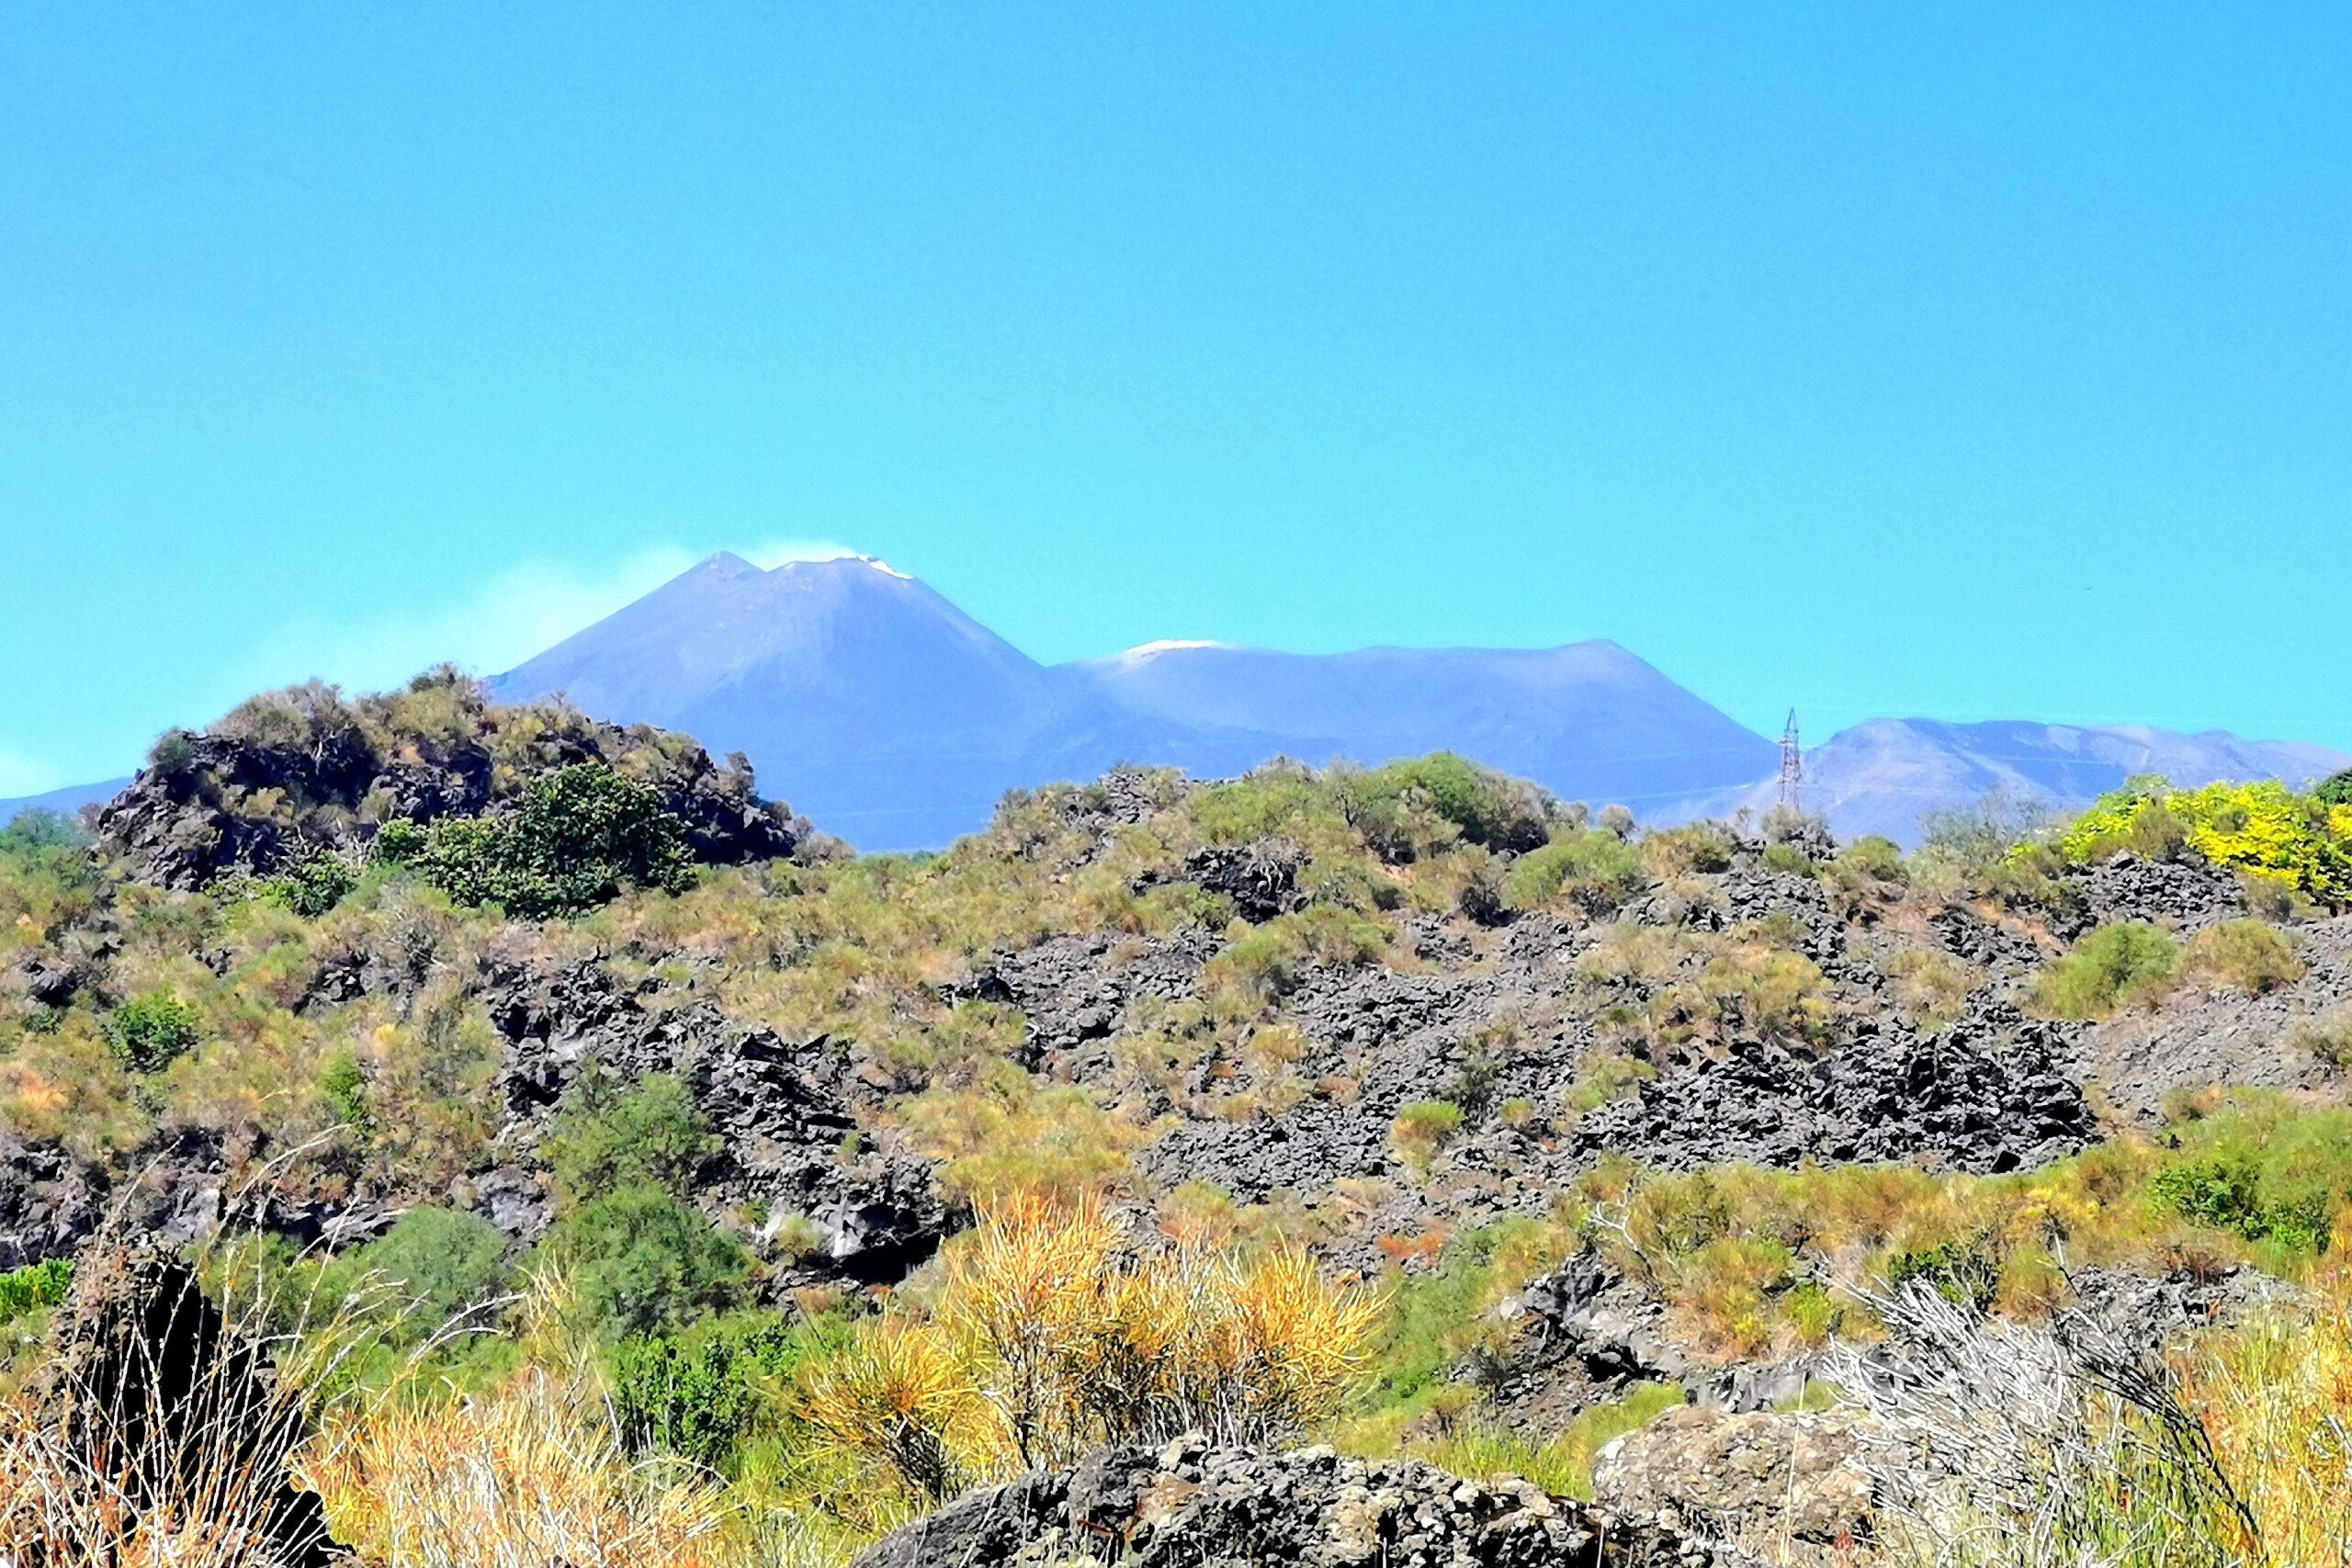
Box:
left=2034, top=921, right=2180, bottom=1019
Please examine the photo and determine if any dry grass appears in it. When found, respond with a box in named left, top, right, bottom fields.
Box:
left=800, top=1196, right=1379, bottom=1515
left=300, top=1370, right=754, bottom=1568
left=0, top=1403, right=285, bottom=1568
left=2177, top=1268, right=2352, bottom=1568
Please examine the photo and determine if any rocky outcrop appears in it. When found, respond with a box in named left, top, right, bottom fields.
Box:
left=2064, top=1262, right=2309, bottom=1349
left=481, top=957, right=956, bottom=1281
left=1136, top=840, right=1306, bottom=922
left=1577, top=1004, right=2093, bottom=1174
left=2069, top=852, right=2245, bottom=935
left=0, top=1134, right=107, bottom=1270
left=93, top=699, right=808, bottom=890
left=1484, top=1251, right=1826, bottom=1429
left=851, top=1435, right=1724, bottom=1568
left=1592, top=1405, right=1873, bottom=1554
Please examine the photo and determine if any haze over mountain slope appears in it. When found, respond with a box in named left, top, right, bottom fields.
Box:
left=1074, top=639, right=1778, bottom=816
left=489, top=554, right=1781, bottom=848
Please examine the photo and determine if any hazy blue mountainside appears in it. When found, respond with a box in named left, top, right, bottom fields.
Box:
left=1073, top=639, right=1779, bottom=817
left=1696, top=717, right=2352, bottom=845
left=0, top=777, right=132, bottom=829
left=490, top=554, right=1781, bottom=849
left=26, top=555, right=2342, bottom=850
left=488, top=554, right=1272, bottom=847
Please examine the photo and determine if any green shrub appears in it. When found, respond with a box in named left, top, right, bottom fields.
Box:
left=2034, top=922, right=2179, bottom=1019
left=609, top=1309, right=845, bottom=1468
left=543, top=1073, right=719, bottom=1206
left=2191, top=919, right=2303, bottom=996
left=1391, top=1099, right=1465, bottom=1174
left=2149, top=1095, right=2352, bottom=1257
left=0, top=1258, right=73, bottom=1323
left=542, top=1183, right=752, bottom=1340
left=354, top=1206, right=513, bottom=1333
left=1885, top=1235, right=2003, bottom=1314
left=320, top=1049, right=372, bottom=1135
left=2150, top=1156, right=2332, bottom=1252
left=2289, top=1009, right=2352, bottom=1070
left=257, top=852, right=359, bottom=917
left=414, top=763, right=696, bottom=917
left=0, top=808, right=89, bottom=855
left=370, top=818, right=427, bottom=865
left=1640, top=822, right=1736, bottom=877
left=1835, top=836, right=1907, bottom=885
left=105, top=990, right=201, bottom=1072
left=1343, top=754, right=1551, bottom=857
left=1502, top=830, right=1648, bottom=914
left=2316, top=769, right=2352, bottom=808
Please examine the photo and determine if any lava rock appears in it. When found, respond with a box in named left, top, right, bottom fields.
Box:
left=31, top=1239, right=348, bottom=1566
left=1592, top=1404, right=1874, bottom=1552
left=1577, top=1002, right=2094, bottom=1175
left=852, top=1434, right=1725, bottom=1568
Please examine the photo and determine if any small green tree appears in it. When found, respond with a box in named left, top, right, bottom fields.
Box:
left=541, top=1073, right=719, bottom=1206
left=259, top=852, right=358, bottom=917
left=354, top=1206, right=512, bottom=1335
left=1502, top=830, right=1648, bottom=913
left=2035, top=922, right=2180, bottom=1020
left=608, top=1310, right=843, bottom=1467
left=543, top=1183, right=752, bottom=1341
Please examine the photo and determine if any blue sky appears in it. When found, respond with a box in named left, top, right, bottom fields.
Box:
left=5, top=4, right=2347, bottom=795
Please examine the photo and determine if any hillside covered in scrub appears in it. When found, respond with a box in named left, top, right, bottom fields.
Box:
left=6, top=671, right=2352, bottom=1564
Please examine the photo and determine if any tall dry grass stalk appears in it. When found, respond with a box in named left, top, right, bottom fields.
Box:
left=0, top=1210, right=400, bottom=1568
left=1828, top=1280, right=2256, bottom=1568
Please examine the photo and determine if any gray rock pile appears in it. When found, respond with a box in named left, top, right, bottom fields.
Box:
left=1577, top=1004, right=2092, bottom=1174
left=852, top=1434, right=1724, bottom=1568
left=1592, top=1405, right=1873, bottom=1555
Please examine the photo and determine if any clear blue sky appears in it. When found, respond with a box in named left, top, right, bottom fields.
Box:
left=5, top=4, right=2347, bottom=795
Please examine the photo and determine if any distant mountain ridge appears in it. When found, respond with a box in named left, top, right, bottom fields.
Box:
left=1703, top=718, right=2351, bottom=846
left=0, top=777, right=133, bottom=829
left=489, top=553, right=1781, bottom=848
left=18, top=553, right=2346, bottom=848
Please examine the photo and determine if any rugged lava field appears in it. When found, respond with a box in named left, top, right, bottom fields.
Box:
left=6, top=671, right=2352, bottom=1565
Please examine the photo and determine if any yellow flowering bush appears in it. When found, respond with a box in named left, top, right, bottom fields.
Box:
left=2047, top=778, right=2352, bottom=907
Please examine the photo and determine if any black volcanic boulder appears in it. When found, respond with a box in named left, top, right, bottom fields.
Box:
left=851, top=1435, right=1721, bottom=1568
left=27, top=1239, right=345, bottom=1566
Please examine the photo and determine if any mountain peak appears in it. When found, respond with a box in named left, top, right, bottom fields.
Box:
left=694, top=550, right=763, bottom=580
